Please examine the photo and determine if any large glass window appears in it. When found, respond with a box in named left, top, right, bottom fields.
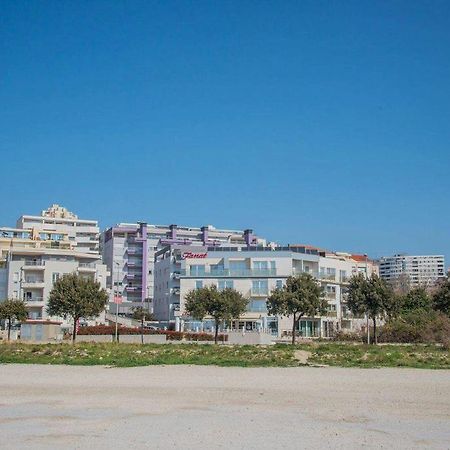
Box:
left=218, top=280, right=233, bottom=290
left=195, top=280, right=203, bottom=289
left=252, top=280, right=268, bottom=296
left=190, top=265, right=205, bottom=276
left=210, top=264, right=224, bottom=275
left=247, top=299, right=267, bottom=312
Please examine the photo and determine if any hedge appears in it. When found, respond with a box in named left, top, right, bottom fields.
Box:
left=77, top=325, right=228, bottom=342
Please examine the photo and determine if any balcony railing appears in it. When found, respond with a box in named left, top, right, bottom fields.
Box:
left=181, top=268, right=277, bottom=277
left=25, top=297, right=44, bottom=302
left=125, top=286, right=141, bottom=292
left=319, top=273, right=337, bottom=282
left=79, top=263, right=96, bottom=269
left=251, top=289, right=269, bottom=297
left=24, top=261, right=45, bottom=267
left=24, top=279, right=45, bottom=284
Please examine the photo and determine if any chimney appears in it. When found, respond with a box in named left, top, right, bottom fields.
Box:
left=139, top=222, right=148, bottom=238
left=169, top=224, right=177, bottom=240
left=244, top=229, right=253, bottom=246
left=201, top=226, right=209, bottom=245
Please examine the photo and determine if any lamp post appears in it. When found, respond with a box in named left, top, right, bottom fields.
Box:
left=364, top=254, right=370, bottom=345
left=114, top=261, right=120, bottom=343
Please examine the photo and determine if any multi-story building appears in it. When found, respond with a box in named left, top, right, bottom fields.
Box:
left=101, top=223, right=265, bottom=313
left=154, top=243, right=378, bottom=337
left=17, top=204, right=100, bottom=254
left=379, top=254, right=445, bottom=288
left=0, top=206, right=108, bottom=329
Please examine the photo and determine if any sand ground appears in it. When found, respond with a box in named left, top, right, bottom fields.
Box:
left=0, top=364, right=449, bottom=449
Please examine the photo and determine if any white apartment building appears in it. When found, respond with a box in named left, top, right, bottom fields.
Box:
left=17, top=204, right=100, bottom=254
left=101, top=223, right=265, bottom=314
left=154, top=244, right=378, bottom=337
left=0, top=206, right=108, bottom=330
left=379, top=254, right=445, bottom=288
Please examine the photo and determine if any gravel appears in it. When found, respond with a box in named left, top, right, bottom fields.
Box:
left=0, top=364, right=449, bottom=449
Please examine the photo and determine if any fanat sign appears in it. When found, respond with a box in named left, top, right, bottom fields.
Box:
left=182, top=252, right=208, bottom=259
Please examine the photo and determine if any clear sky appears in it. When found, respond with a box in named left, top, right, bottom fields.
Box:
left=1, top=1, right=449, bottom=264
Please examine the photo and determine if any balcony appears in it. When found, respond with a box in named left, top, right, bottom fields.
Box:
left=23, top=261, right=45, bottom=269
left=319, top=273, right=336, bottom=282
left=126, top=273, right=141, bottom=280
left=22, top=280, right=45, bottom=289
left=126, top=261, right=142, bottom=268
left=181, top=268, right=277, bottom=278
left=127, top=248, right=142, bottom=255
left=251, top=289, right=269, bottom=297
left=25, top=297, right=45, bottom=305
left=78, top=263, right=97, bottom=272
left=125, top=286, right=141, bottom=292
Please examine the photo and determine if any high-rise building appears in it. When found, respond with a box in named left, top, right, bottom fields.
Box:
left=379, top=254, right=446, bottom=288
left=101, top=223, right=265, bottom=313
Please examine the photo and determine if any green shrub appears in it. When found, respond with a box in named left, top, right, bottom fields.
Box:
left=379, top=310, right=450, bottom=347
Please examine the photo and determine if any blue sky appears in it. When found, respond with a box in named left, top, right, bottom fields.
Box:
left=1, top=1, right=449, bottom=264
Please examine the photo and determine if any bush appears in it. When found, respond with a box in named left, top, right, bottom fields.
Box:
left=379, top=310, right=450, bottom=347
left=333, top=330, right=363, bottom=342
left=77, top=326, right=228, bottom=342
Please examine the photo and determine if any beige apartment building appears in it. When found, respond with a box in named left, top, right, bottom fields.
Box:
left=0, top=206, right=108, bottom=329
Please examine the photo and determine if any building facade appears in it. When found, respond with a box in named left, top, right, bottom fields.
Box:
left=17, top=204, right=100, bottom=254
left=0, top=206, right=108, bottom=329
left=154, top=244, right=378, bottom=337
left=101, top=223, right=265, bottom=313
left=379, top=254, right=446, bottom=288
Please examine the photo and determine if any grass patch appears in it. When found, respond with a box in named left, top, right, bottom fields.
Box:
left=0, top=343, right=299, bottom=368
left=299, top=342, right=449, bottom=369
left=0, top=342, right=448, bottom=369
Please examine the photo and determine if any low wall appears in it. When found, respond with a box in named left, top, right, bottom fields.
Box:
left=227, top=331, right=275, bottom=345
left=119, top=335, right=167, bottom=344
left=76, top=334, right=167, bottom=344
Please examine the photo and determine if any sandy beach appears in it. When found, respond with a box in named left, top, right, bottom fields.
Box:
left=0, top=364, right=449, bottom=449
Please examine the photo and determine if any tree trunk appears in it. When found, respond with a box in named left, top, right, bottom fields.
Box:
left=372, top=317, right=377, bottom=345
left=141, top=318, right=144, bottom=345
left=291, top=313, right=297, bottom=345
left=72, top=319, right=77, bottom=343
left=7, top=318, right=11, bottom=341
left=214, top=321, right=219, bottom=344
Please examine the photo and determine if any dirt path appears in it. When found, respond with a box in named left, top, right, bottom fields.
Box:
left=0, top=364, right=449, bottom=449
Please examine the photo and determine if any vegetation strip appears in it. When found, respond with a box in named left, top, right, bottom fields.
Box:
left=0, top=343, right=448, bottom=369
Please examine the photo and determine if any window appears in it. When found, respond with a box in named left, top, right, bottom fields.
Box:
left=230, top=261, right=246, bottom=272
left=190, top=265, right=205, bottom=276
left=195, top=280, right=203, bottom=289
left=276, top=280, right=283, bottom=289
left=248, top=299, right=267, bottom=312
left=252, top=280, right=268, bottom=296
left=218, top=280, right=233, bottom=290
left=13, top=272, right=19, bottom=282
left=210, top=264, right=224, bottom=275
left=52, top=273, right=60, bottom=283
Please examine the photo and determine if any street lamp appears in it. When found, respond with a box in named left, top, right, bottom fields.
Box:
left=114, top=261, right=121, bottom=343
